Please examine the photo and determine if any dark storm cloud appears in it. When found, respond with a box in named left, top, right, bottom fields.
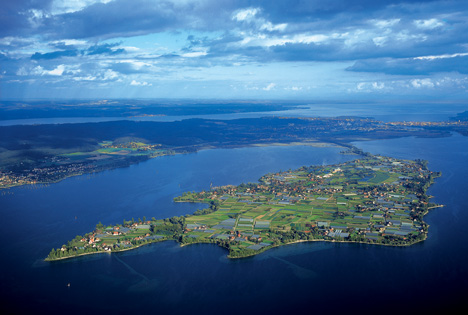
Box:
left=31, top=49, right=78, bottom=60
left=29, top=42, right=125, bottom=61
left=86, top=43, right=125, bottom=55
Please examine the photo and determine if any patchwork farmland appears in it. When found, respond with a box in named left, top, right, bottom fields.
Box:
left=175, top=154, right=441, bottom=257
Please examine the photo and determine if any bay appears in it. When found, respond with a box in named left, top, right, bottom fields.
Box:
left=1, top=134, right=468, bottom=313
left=0, top=144, right=351, bottom=313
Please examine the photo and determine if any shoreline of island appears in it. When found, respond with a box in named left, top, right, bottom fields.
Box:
left=44, top=150, right=442, bottom=262
left=45, top=199, right=443, bottom=262
left=45, top=227, right=440, bottom=262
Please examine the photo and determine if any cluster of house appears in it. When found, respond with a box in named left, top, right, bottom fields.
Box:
left=101, top=141, right=161, bottom=151
left=211, top=230, right=264, bottom=243
left=185, top=223, right=265, bottom=243
left=73, top=222, right=154, bottom=252
left=318, top=167, right=343, bottom=179
left=0, top=162, right=95, bottom=188
left=186, top=224, right=208, bottom=231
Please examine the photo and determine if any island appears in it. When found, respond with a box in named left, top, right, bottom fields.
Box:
left=46, top=150, right=441, bottom=261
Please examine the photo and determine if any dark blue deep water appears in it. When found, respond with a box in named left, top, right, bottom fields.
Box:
left=1, top=136, right=468, bottom=314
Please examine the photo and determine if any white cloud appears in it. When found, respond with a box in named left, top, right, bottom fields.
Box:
left=414, top=18, right=444, bottom=29
left=236, top=33, right=329, bottom=48
left=373, top=19, right=400, bottom=28
left=340, top=29, right=406, bottom=48
left=284, top=86, right=302, bottom=91
left=411, top=78, right=434, bottom=88
left=130, top=80, right=152, bottom=86
left=372, top=36, right=388, bottom=47
left=395, top=31, right=427, bottom=43
left=31, top=64, right=65, bottom=76
left=52, top=39, right=88, bottom=46
left=102, top=69, right=118, bottom=80
left=181, top=51, right=208, bottom=58
left=48, top=64, right=65, bottom=76
left=118, top=60, right=151, bottom=68
left=372, top=82, right=385, bottom=90
left=16, top=67, right=29, bottom=76
left=233, top=8, right=259, bottom=22
left=120, top=46, right=140, bottom=52
left=357, top=82, right=366, bottom=90
left=1, top=37, right=33, bottom=47
left=260, top=22, right=287, bottom=32
left=233, top=7, right=286, bottom=34
left=414, top=52, right=468, bottom=60
left=73, top=75, right=96, bottom=81
left=263, top=83, right=276, bottom=91
left=353, top=76, right=468, bottom=94
left=27, top=9, right=49, bottom=28
left=355, top=81, right=387, bottom=92
left=31, top=66, right=44, bottom=76
left=50, top=0, right=114, bottom=15
left=340, top=19, right=431, bottom=48
left=293, top=34, right=328, bottom=44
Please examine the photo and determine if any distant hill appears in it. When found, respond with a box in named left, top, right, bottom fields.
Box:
left=450, top=110, right=468, bottom=121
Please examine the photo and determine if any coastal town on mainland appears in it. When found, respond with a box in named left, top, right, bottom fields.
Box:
left=0, top=141, right=170, bottom=190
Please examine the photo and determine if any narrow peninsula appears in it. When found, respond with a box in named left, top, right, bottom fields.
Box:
left=46, top=151, right=441, bottom=261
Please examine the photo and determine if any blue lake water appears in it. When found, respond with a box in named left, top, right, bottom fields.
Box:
left=1, top=135, right=468, bottom=313
left=1, top=101, right=466, bottom=126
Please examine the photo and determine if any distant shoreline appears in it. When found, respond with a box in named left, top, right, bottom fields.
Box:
left=2, top=140, right=344, bottom=190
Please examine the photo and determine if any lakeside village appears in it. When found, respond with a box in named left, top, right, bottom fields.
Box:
left=47, top=151, right=441, bottom=260
left=279, top=116, right=468, bottom=133
left=0, top=141, right=170, bottom=189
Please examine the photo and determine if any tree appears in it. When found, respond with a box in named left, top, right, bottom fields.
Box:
left=48, top=248, right=57, bottom=259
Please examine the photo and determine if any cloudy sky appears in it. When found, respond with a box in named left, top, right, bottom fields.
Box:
left=1, top=0, right=467, bottom=100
